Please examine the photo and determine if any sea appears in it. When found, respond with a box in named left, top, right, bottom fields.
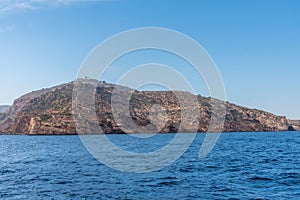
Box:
left=1, top=132, right=299, bottom=199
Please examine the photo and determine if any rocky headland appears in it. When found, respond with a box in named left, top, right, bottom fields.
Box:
left=0, top=80, right=296, bottom=134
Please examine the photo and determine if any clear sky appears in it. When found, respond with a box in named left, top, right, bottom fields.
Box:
left=0, top=0, right=299, bottom=119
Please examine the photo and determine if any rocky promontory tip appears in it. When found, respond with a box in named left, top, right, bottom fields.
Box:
left=0, top=80, right=296, bottom=134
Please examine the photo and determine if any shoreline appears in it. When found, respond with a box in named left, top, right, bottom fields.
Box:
left=0, top=130, right=298, bottom=136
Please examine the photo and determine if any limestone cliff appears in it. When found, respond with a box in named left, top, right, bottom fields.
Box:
left=0, top=80, right=293, bottom=134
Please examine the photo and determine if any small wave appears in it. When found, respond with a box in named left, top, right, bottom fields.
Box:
left=0, top=169, right=15, bottom=174
left=217, top=187, right=232, bottom=192
left=179, top=168, right=193, bottom=173
left=55, top=180, right=74, bottom=185
left=164, top=176, right=177, bottom=180
left=280, top=172, right=300, bottom=179
left=159, top=180, right=180, bottom=186
left=249, top=176, right=273, bottom=181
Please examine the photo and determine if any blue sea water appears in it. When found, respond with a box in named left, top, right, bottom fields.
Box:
left=0, top=132, right=299, bottom=199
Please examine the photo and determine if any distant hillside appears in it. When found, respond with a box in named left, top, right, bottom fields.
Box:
left=0, top=80, right=295, bottom=134
left=0, top=105, right=10, bottom=113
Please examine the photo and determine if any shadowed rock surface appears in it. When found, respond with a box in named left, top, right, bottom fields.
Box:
left=0, top=80, right=294, bottom=134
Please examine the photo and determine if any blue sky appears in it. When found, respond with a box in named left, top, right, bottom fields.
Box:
left=0, top=0, right=299, bottom=119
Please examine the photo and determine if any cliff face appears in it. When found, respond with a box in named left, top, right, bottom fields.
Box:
left=0, top=80, right=292, bottom=134
left=0, top=83, right=69, bottom=133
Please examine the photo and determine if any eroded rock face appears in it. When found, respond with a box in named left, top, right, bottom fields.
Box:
left=223, top=104, right=289, bottom=132
left=0, top=80, right=293, bottom=134
left=0, top=84, right=69, bottom=133
left=288, top=120, right=300, bottom=131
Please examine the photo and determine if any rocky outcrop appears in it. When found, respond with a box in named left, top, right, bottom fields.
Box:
left=288, top=120, right=300, bottom=131
left=0, top=80, right=294, bottom=134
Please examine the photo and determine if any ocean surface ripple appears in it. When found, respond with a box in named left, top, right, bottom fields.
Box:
left=0, top=132, right=299, bottom=199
